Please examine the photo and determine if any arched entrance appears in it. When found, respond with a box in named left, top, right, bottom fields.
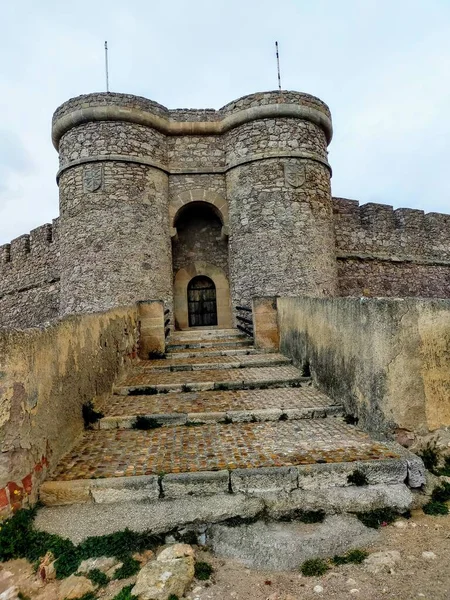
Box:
left=171, top=198, right=232, bottom=330
left=187, top=276, right=218, bottom=327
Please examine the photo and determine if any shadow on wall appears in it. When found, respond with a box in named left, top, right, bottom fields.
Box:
left=277, top=296, right=450, bottom=437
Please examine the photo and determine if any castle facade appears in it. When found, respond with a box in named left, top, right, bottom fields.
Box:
left=1, top=90, right=450, bottom=329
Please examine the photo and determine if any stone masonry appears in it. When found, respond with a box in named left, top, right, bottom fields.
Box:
left=1, top=90, right=450, bottom=329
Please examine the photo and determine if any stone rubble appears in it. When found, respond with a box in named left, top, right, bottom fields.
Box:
left=131, top=543, right=195, bottom=600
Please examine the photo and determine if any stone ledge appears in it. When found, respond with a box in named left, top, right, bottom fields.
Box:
left=337, top=251, right=450, bottom=268
left=35, top=483, right=412, bottom=543
left=52, top=102, right=333, bottom=149
left=97, top=404, right=344, bottom=429
left=162, top=470, right=229, bottom=499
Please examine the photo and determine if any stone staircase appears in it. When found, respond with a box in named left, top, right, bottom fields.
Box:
left=36, top=328, right=425, bottom=543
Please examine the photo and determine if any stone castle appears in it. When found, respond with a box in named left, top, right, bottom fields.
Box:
left=1, top=90, right=449, bottom=547
left=1, top=90, right=450, bottom=330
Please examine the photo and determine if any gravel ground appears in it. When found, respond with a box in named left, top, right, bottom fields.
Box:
left=190, top=511, right=450, bottom=600
left=1, top=510, right=449, bottom=600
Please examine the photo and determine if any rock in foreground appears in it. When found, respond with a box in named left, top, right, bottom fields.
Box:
left=132, top=544, right=195, bottom=600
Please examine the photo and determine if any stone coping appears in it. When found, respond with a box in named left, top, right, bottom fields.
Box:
left=52, top=91, right=333, bottom=149
left=40, top=453, right=424, bottom=508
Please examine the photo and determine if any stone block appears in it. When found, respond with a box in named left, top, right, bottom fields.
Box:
left=39, top=480, right=91, bottom=506
left=91, top=475, right=160, bottom=503
left=162, top=471, right=229, bottom=499
left=230, top=466, right=298, bottom=494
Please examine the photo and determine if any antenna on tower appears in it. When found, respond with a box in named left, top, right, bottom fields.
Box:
left=275, top=41, right=282, bottom=92
left=104, top=41, right=110, bottom=92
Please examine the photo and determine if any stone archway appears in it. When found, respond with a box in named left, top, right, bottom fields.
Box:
left=174, top=262, right=232, bottom=330
left=169, top=189, right=229, bottom=238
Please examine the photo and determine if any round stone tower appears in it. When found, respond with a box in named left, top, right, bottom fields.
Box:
left=52, top=89, right=336, bottom=324
left=52, top=94, right=173, bottom=316
left=223, top=91, right=336, bottom=306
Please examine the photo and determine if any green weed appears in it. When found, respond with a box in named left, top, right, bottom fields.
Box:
left=132, top=416, right=162, bottom=430
left=355, top=508, right=400, bottom=529
left=82, top=401, right=104, bottom=428
left=332, top=549, right=368, bottom=565
left=194, top=561, right=214, bottom=580
left=300, top=558, right=329, bottom=577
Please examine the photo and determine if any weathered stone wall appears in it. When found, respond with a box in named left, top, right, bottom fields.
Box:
left=172, top=203, right=229, bottom=278
left=0, top=221, right=60, bottom=329
left=277, top=296, right=450, bottom=436
left=0, top=305, right=138, bottom=517
left=334, top=198, right=450, bottom=297
left=226, top=99, right=336, bottom=308
left=57, top=119, right=172, bottom=316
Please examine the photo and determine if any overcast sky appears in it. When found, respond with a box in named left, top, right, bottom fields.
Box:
left=1, top=0, right=449, bottom=244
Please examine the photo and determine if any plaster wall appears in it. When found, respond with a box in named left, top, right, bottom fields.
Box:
left=0, top=305, right=138, bottom=517
left=277, top=296, right=450, bottom=436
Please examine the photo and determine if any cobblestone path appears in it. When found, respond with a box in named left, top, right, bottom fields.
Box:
left=45, top=328, right=400, bottom=485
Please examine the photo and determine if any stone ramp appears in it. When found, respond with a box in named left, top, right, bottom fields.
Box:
left=97, top=387, right=343, bottom=429
left=36, top=327, right=426, bottom=541
left=135, top=352, right=291, bottom=371
left=114, top=365, right=307, bottom=394
left=43, top=419, right=402, bottom=483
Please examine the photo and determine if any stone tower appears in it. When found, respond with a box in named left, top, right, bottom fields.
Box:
left=52, top=90, right=336, bottom=327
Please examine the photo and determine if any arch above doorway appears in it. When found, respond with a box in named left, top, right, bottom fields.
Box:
left=169, top=189, right=229, bottom=237
left=173, top=262, right=232, bottom=330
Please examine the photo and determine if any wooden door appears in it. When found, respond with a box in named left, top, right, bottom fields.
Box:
left=188, top=276, right=218, bottom=327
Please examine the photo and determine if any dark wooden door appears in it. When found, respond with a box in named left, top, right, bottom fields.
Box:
left=188, top=276, right=218, bottom=327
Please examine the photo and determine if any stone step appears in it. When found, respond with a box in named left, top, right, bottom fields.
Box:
left=38, top=420, right=424, bottom=512
left=166, top=338, right=253, bottom=351
left=166, top=347, right=264, bottom=359
left=97, top=387, right=344, bottom=429
left=135, top=353, right=291, bottom=372
left=169, top=328, right=243, bottom=341
left=113, top=365, right=308, bottom=395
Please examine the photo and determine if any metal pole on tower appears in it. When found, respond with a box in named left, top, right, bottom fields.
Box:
left=105, top=41, right=109, bottom=92
left=275, top=41, right=282, bottom=92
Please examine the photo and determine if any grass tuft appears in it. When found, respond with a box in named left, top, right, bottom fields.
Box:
left=86, top=568, right=109, bottom=586
left=300, top=558, right=329, bottom=577
left=423, top=501, right=449, bottom=516
left=194, top=561, right=214, bottom=580
left=112, top=556, right=141, bottom=580
left=0, top=508, right=163, bottom=580
left=112, top=585, right=138, bottom=600
left=332, top=549, right=368, bottom=565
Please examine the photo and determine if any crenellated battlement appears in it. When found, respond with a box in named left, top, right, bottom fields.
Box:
left=333, top=197, right=450, bottom=262
left=0, top=220, right=59, bottom=266
left=0, top=220, right=60, bottom=328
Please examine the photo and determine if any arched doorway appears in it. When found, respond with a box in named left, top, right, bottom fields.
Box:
left=188, top=276, right=218, bottom=327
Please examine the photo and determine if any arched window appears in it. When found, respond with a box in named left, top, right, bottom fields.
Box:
left=187, top=276, right=218, bottom=327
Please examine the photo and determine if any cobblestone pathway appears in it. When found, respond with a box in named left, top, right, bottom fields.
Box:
left=101, top=387, right=341, bottom=417
left=50, top=420, right=399, bottom=480
left=47, top=328, right=399, bottom=486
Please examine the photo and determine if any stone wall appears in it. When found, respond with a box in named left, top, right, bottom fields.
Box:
left=0, top=221, right=60, bottom=329
left=172, top=203, right=228, bottom=277
left=0, top=305, right=139, bottom=518
left=277, top=296, right=450, bottom=437
left=334, top=198, right=450, bottom=297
